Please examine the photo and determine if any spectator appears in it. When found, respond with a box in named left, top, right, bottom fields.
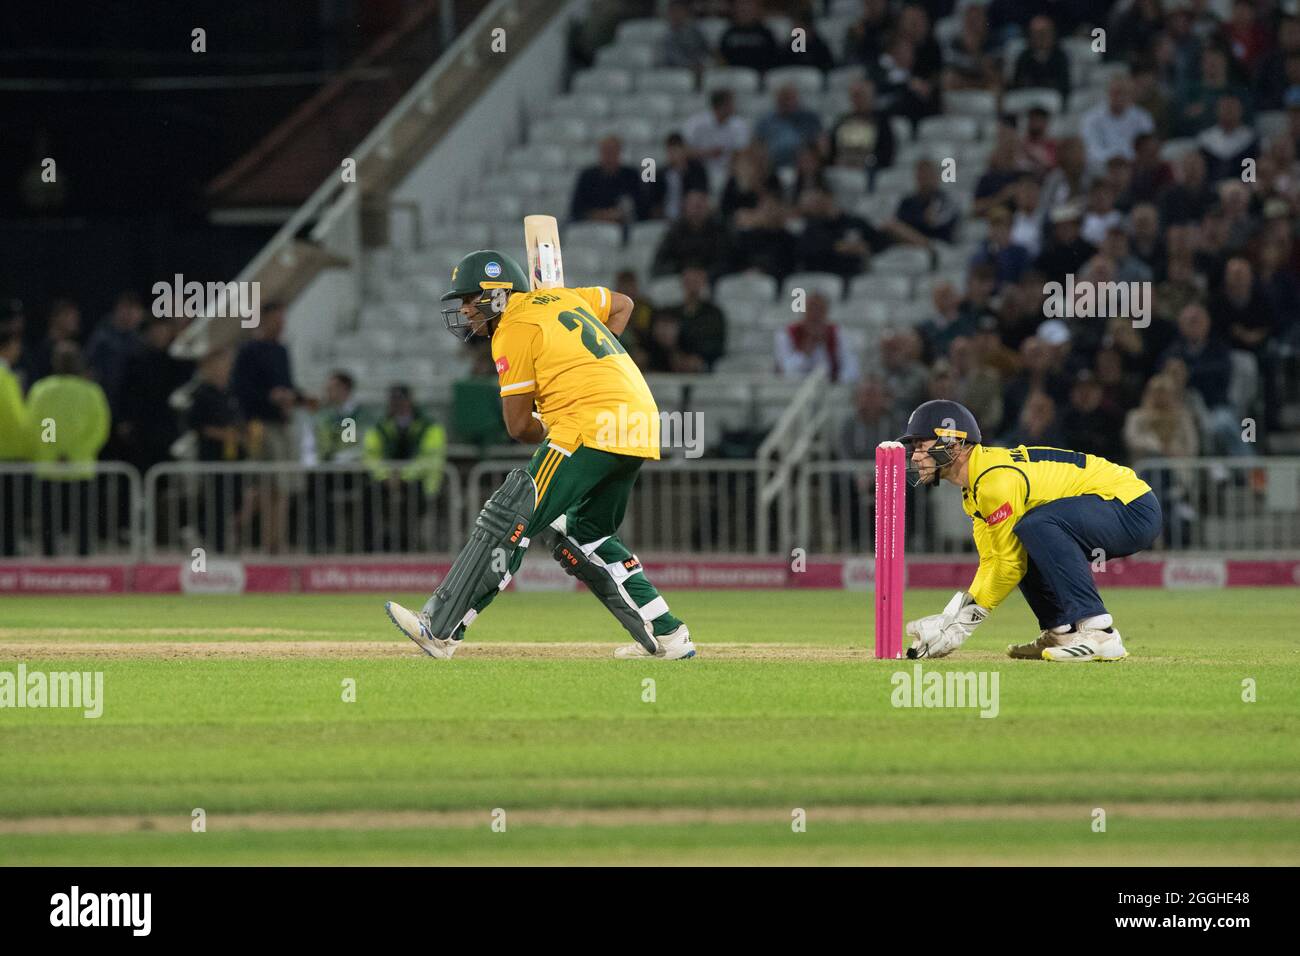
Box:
left=1194, top=206, right=1232, bottom=290
left=948, top=335, right=1004, bottom=434
left=996, top=277, right=1046, bottom=349
left=646, top=132, right=710, bottom=222
left=1010, top=14, right=1071, bottom=99
left=1158, top=149, right=1215, bottom=226
left=643, top=310, right=705, bottom=373
left=1100, top=226, right=1154, bottom=285
left=1174, top=45, right=1250, bottom=137
left=1009, top=174, right=1046, bottom=258
left=1256, top=236, right=1300, bottom=334
left=1080, top=73, right=1155, bottom=174
left=1111, top=0, right=1167, bottom=63
left=1153, top=253, right=1205, bottom=330
left=1221, top=0, right=1270, bottom=75
left=1061, top=369, right=1126, bottom=462
left=781, top=3, right=834, bottom=71
left=1034, top=202, right=1096, bottom=284
left=1255, top=15, right=1300, bottom=110
left=651, top=189, right=729, bottom=278
left=684, top=89, right=752, bottom=193
left=755, top=85, right=823, bottom=170
left=659, top=0, right=711, bottom=73
left=917, top=279, right=971, bottom=364
left=1002, top=335, right=1071, bottom=427
left=364, top=385, right=447, bottom=552
left=614, top=269, right=656, bottom=346
left=895, top=158, right=958, bottom=244
left=720, top=142, right=781, bottom=222
left=896, top=4, right=943, bottom=81
left=942, top=3, right=1000, bottom=92
left=788, top=143, right=828, bottom=204
left=570, top=136, right=645, bottom=225
left=188, top=348, right=244, bottom=552
left=118, top=316, right=194, bottom=476
left=971, top=205, right=1030, bottom=285
left=0, top=328, right=27, bottom=556
left=1021, top=106, right=1058, bottom=173
left=828, top=80, right=896, bottom=181
left=231, top=302, right=310, bottom=554
left=1104, top=154, right=1137, bottom=213
left=846, top=0, right=895, bottom=68
left=998, top=389, right=1065, bottom=447
left=25, top=342, right=110, bottom=556
left=973, top=123, right=1028, bottom=217
left=1080, top=180, right=1123, bottom=247
left=84, top=291, right=144, bottom=440
left=668, top=266, right=726, bottom=371
left=839, top=376, right=897, bottom=459
left=871, top=33, right=939, bottom=129
left=1128, top=133, right=1174, bottom=204
left=1216, top=180, right=1255, bottom=254
left=879, top=327, right=928, bottom=422
left=21, top=298, right=81, bottom=386
left=971, top=313, right=1021, bottom=381
left=1129, top=201, right=1165, bottom=270
left=1197, top=94, right=1258, bottom=184
left=1131, top=60, right=1173, bottom=139
left=1124, top=373, right=1200, bottom=459
left=726, top=191, right=797, bottom=280
left=1040, top=135, right=1088, bottom=211
left=796, top=185, right=891, bottom=278
left=310, top=370, right=364, bottom=466
left=775, top=292, right=859, bottom=384
left=718, top=0, right=778, bottom=72
left=1159, top=303, right=1243, bottom=456
left=1210, top=257, right=1275, bottom=354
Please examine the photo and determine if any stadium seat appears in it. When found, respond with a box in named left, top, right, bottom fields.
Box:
left=736, top=325, right=778, bottom=356
left=615, top=18, right=668, bottom=45
left=542, top=93, right=612, bottom=120
left=914, top=270, right=967, bottom=301
left=716, top=272, right=779, bottom=302
left=873, top=166, right=914, bottom=195
left=564, top=221, right=623, bottom=251
left=647, top=274, right=685, bottom=306
left=696, top=17, right=729, bottom=48
left=1002, top=88, right=1064, bottom=115
left=783, top=271, right=845, bottom=303
left=942, top=90, right=998, bottom=118
left=869, top=246, right=931, bottom=277
left=620, top=91, right=677, bottom=120
left=765, top=65, right=824, bottom=95
left=702, top=66, right=761, bottom=95
left=832, top=300, right=891, bottom=327
left=573, top=68, right=633, bottom=95
left=852, top=192, right=896, bottom=223
left=595, top=43, right=657, bottom=70
left=1159, top=137, right=1199, bottom=162
left=637, top=68, right=696, bottom=94
left=627, top=217, right=669, bottom=252
left=515, top=143, right=568, bottom=171
left=483, top=169, right=543, bottom=198
left=1067, top=87, right=1104, bottom=114
left=849, top=273, right=913, bottom=302
left=425, top=223, right=491, bottom=252
left=1257, top=110, right=1288, bottom=142
left=898, top=139, right=959, bottom=167
left=823, top=166, right=868, bottom=203
left=827, top=65, right=867, bottom=90
left=891, top=115, right=913, bottom=144
left=712, top=353, right=775, bottom=374
left=918, top=115, right=980, bottom=142
left=531, top=117, right=591, bottom=144
left=819, top=16, right=856, bottom=61
left=601, top=115, right=656, bottom=144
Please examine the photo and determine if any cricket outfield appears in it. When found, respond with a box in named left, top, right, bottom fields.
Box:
left=0, top=589, right=1297, bottom=866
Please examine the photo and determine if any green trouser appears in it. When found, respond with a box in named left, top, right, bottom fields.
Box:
left=471, top=440, right=683, bottom=638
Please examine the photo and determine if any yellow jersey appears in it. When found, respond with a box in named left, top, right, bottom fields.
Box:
left=491, top=286, right=660, bottom=459
left=961, top=444, right=1152, bottom=609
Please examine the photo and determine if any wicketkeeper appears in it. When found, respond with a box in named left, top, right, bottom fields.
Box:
left=385, top=251, right=694, bottom=660
left=898, top=399, right=1161, bottom=662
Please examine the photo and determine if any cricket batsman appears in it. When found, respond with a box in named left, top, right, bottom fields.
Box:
left=898, top=399, right=1161, bottom=662
left=385, top=250, right=695, bottom=660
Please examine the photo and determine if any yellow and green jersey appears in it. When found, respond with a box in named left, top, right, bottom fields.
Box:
left=491, top=287, right=659, bottom=459
left=962, top=444, right=1152, bottom=609
left=25, top=375, right=110, bottom=479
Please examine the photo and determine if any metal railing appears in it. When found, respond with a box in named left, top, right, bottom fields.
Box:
left=3, top=456, right=1300, bottom=561
left=0, top=462, right=142, bottom=560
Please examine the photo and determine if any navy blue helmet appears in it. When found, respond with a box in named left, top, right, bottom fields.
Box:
left=897, top=400, right=982, bottom=486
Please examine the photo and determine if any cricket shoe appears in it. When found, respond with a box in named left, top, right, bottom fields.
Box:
left=613, top=624, right=696, bottom=660
left=1007, top=629, right=1073, bottom=659
left=385, top=601, right=461, bottom=659
left=1041, top=626, right=1128, bottom=663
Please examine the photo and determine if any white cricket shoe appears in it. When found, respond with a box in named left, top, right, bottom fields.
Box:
left=385, top=601, right=461, bottom=659
left=613, top=624, right=696, bottom=660
left=1041, top=626, right=1128, bottom=662
left=1007, top=629, right=1072, bottom=660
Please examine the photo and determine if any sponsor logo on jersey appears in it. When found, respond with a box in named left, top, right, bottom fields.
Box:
left=986, top=501, right=1013, bottom=526
left=495, top=356, right=509, bottom=373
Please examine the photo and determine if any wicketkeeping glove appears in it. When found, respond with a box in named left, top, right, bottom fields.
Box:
left=906, top=590, right=989, bottom=659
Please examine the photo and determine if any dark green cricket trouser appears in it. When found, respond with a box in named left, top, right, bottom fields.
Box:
left=471, top=440, right=682, bottom=636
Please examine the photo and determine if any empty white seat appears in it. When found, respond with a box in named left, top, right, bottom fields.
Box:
left=595, top=43, right=657, bottom=70
left=849, top=273, right=913, bottom=301
left=646, top=274, right=685, bottom=306
left=482, top=168, right=543, bottom=197
left=891, top=115, right=912, bottom=144
left=696, top=17, right=729, bottom=48
left=852, top=192, right=897, bottom=223
left=518, top=143, right=569, bottom=170
left=564, top=221, right=623, bottom=250
left=425, top=223, right=491, bottom=251
left=1003, top=87, right=1064, bottom=115
left=823, top=166, right=868, bottom=202
left=619, top=91, right=678, bottom=119
left=543, top=92, right=612, bottom=120
left=573, top=68, right=633, bottom=95
left=918, top=115, right=980, bottom=142
left=913, top=270, right=967, bottom=302
left=637, top=68, right=696, bottom=94
left=1067, top=87, right=1104, bottom=114
left=616, top=18, right=668, bottom=45
left=628, top=218, right=670, bottom=254
left=716, top=272, right=778, bottom=302
left=942, top=90, right=998, bottom=118
left=782, top=271, right=845, bottom=303
left=712, top=353, right=775, bottom=374
left=869, top=246, right=932, bottom=277
left=832, top=300, right=891, bottom=327
left=600, top=115, right=657, bottom=143
left=765, top=65, right=824, bottom=95
left=827, top=65, right=867, bottom=90
left=531, top=117, right=591, bottom=144
left=702, top=66, right=761, bottom=94
left=1159, top=137, right=1199, bottom=162
left=872, top=166, right=914, bottom=196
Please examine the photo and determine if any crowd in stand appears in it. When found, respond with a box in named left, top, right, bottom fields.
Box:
left=567, top=0, right=1300, bottom=466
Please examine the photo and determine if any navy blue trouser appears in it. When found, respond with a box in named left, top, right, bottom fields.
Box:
left=1012, top=491, right=1162, bottom=629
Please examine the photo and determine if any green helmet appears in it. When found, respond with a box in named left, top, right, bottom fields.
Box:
left=440, top=250, right=529, bottom=341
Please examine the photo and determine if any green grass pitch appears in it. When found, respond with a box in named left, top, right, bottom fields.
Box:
left=1, top=589, right=1297, bottom=865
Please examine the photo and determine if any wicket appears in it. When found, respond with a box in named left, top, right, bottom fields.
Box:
left=874, top=441, right=907, bottom=659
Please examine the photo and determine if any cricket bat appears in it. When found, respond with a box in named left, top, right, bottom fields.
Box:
left=523, top=214, right=564, bottom=291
